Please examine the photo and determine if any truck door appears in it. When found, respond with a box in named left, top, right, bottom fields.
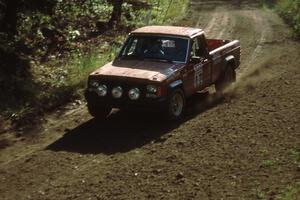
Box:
left=183, top=35, right=211, bottom=96
left=198, top=34, right=211, bottom=86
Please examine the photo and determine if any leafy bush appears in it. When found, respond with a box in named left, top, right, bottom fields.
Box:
left=276, top=0, right=300, bottom=38
left=0, top=0, right=189, bottom=126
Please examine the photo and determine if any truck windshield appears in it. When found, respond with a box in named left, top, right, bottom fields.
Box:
left=119, top=35, right=189, bottom=63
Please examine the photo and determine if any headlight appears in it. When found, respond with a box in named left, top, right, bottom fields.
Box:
left=147, top=85, right=158, bottom=93
left=112, top=86, right=123, bottom=98
left=95, top=84, right=107, bottom=96
left=128, top=88, right=140, bottom=100
left=90, top=80, right=99, bottom=88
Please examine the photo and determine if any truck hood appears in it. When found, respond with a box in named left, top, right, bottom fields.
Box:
left=91, top=59, right=185, bottom=82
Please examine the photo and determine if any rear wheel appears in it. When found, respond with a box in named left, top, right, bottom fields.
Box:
left=215, top=65, right=235, bottom=93
left=166, top=88, right=186, bottom=120
left=87, top=103, right=112, bottom=119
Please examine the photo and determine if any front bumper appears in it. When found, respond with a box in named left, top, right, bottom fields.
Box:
left=85, top=89, right=167, bottom=111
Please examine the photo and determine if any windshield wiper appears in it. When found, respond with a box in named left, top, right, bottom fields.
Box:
left=120, top=55, right=144, bottom=60
left=159, top=58, right=174, bottom=63
left=144, top=57, right=174, bottom=63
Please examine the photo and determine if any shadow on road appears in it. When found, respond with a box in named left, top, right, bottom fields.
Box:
left=47, top=92, right=224, bottom=155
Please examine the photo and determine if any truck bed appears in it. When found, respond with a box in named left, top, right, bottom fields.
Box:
left=206, top=39, right=231, bottom=51
left=207, top=38, right=241, bottom=76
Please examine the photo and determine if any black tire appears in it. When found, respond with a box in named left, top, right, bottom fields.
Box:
left=165, top=88, right=186, bottom=120
left=87, top=103, right=112, bottom=119
left=215, top=65, right=235, bottom=93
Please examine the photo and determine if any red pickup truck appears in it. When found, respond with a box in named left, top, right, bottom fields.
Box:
left=85, top=26, right=241, bottom=120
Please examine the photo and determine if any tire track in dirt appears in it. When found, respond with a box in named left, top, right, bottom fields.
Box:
left=237, top=10, right=273, bottom=76
left=216, top=11, right=230, bottom=38
left=202, top=7, right=273, bottom=79
left=196, top=9, right=218, bottom=30
left=0, top=104, right=89, bottom=167
left=204, top=10, right=230, bottom=38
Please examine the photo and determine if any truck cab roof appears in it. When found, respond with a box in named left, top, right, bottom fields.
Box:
left=131, top=26, right=203, bottom=38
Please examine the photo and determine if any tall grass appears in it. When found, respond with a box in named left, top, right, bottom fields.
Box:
left=149, top=0, right=189, bottom=24
left=276, top=183, right=300, bottom=200
left=4, top=0, right=189, bottom=126
left=65, top=0, right=189, bottom=94
left=65, top=0, right=189, bottom=95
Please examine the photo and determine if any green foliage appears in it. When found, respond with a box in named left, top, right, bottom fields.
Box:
left=67, top=46, right=116, bottom=90
left=145, top=0, right=189, bottom=25
left=0, top=0, right=189, bottom=126
left=287, top=149, right=300, bottom=168
left=263, top=0, right=278, bottom=7
left=277, top=183, right=300, bottom=200
left=256, top=186, right=268, bottom=200
left=122, top=3, right=140, bottom=27
left=259, top=148, right=278, bottom=168
left=276, top=0, right=300, bottom=38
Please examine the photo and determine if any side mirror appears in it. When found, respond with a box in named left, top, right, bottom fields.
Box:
left=190, top=56, right=201, bottom=64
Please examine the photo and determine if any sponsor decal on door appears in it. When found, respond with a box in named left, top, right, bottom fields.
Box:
left=193, top=63, right=203, bottom=88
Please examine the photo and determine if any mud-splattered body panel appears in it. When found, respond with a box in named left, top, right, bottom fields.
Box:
left=85, top=26, right=241, bottom=109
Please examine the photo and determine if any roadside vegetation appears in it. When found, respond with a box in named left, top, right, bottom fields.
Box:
left=0, top=0, right=188, bottom=128
left=276, top=183, right=300, bottom=200
left=276, top=0, right=300, bottom=38
left=264, top=0, right=300, bottom=39
left=1, top=0, right=297, bottom=129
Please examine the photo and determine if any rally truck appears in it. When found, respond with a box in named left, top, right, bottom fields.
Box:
left=85, top=26, right=241, bottom=120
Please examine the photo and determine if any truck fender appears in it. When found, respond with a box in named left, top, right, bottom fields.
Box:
left=225, top=55, right=236, bottom=68
left=167, top=79, right=185, bottom=98
left=225, top=55, right=236, bottom=81
left=168, top=79, right=183, bottom=89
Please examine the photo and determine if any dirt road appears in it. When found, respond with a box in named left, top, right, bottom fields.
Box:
left=1, top=0, right=299, bottom=199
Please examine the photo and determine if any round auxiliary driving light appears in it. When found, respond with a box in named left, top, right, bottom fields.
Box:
left=112, top=86, right=123, bottom=98
left=146, top=85, right=158, bottom=93
left=90, top=80, right=99, bottom=88
left=96, top=84, right=107, bottom=97
left=128, top=88, right=140, bottom=100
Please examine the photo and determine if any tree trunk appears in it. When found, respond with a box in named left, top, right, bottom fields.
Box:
left=108, top=0, right=123, bottom=28
left=0, top=0, right=19, bottom=34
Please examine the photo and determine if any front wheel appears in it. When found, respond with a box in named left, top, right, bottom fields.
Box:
left=165, top=88, right=186, bottom=120
left=87, top=103, right=112, bottom=119
left=215, top=65, right=235, bottom=93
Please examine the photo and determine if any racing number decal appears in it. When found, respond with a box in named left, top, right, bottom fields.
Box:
left=193, top=64, right=203, bottom=88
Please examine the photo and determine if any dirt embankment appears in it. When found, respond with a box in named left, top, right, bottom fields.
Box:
left=0, top=1, right=299, bottom=199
